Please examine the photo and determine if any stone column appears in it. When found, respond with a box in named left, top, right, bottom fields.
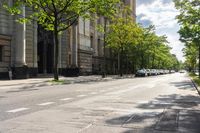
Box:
left=13, top=6, right=28, bottom=79
left=33, top=21, right=38, bottom=68
left=59, top=35, right=62, bottom=68
left=43, top=41, right=47, bottom=74
left=94, top=18, right=98, bottom=56
left=15, top=6, right=26, bottom=66
left=72, top=24, right=78, bottom=67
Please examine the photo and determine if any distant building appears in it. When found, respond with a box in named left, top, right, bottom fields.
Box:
left=0, top=0, right=136, bottom=79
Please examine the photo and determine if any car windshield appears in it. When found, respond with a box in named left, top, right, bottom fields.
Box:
left=138, top=70, right=145, bottom=73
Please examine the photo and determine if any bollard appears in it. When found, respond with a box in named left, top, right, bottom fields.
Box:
left=8, top=67, right=12, bottom=80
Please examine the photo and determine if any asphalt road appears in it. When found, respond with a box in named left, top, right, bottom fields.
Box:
left=0, top=73, right=200, bottom=133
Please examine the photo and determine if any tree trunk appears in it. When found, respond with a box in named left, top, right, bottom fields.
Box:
left=141, top=54, right=144, bottom=69
left=132, top=59, right=135, bottom=74
left=158, top=60, right=161, bottom=69
left=152, top=54, right=155, bottom=69
left=126, top=54, right=128, bottom=74
left=118, top=52, right=120, bottom=75
left=119, top=51, right=123, bottom=77
left=102, top=18, right=107, bottom=78
left=117, top=52, right=122, bottom=77
left=198, top=44, right=200, bottom=78
left=53, top=23, right=59, bottom=81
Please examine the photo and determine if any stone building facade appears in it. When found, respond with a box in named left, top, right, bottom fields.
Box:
left=0, top=0, right=136, bottom=79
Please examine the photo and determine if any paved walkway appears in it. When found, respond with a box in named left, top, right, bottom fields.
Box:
left=0, top=75, right=134, bottom=90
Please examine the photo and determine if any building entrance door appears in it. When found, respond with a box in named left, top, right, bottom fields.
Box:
left=37, top=25, right=54, bottom=74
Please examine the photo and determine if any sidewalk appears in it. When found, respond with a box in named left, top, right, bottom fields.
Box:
left=0, top=75, right=134, bottom=90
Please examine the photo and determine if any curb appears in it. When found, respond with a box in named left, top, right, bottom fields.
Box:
left=0, top=75, right=135, bottom=91
left=191, top=79, right=200, bottom=96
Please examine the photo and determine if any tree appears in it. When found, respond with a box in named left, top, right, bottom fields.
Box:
left=95, top=1, right=120, bottom=78
left=106, top=9, right=142, bottom=76
left=183, top=42, right=198, bottom=72
left=174, top=0, right=200, bottom=77
left=4, top=0, right=120, bottom=80
left=134, top=25, right=173, bottom=70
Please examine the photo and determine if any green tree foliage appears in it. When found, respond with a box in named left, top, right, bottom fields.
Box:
left=131, top=25, right=180, bottom=72
left=105, top=6, right=142, bottom=76
left=105, top=8, right=180, bottom=76
left=4, top=0, right=119, bottom=80
left=183, top=43, right=198, bottom=72
left=174, top=0, right=200, bottom=77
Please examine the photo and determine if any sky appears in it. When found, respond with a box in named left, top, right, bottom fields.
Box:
left=136, top=0, right=185, bottom=61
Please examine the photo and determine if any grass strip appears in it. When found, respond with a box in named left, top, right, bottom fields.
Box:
left=189, top=73, right=200, bottom=86
left=48, top=79, right=70, bottom=85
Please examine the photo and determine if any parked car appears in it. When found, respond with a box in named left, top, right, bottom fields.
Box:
left=135, top=69, right=147, bottom=77
left=170, top=70, right=175, bottom=73
left=156, top=69, right=161, bottom=75
left=179, top=70, right=186, bottom=73
left=159, top=69, right=164, bottom=75
left=150, top=69, right=158, bottom=76
left=163, top=70, right=168, bottom=74
left=146, top=69, right=151, bottom=76
left=165, top=70, right=170, bottom=74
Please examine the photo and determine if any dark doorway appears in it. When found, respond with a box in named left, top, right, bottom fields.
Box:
left=37, top=25, right=54, bottom=74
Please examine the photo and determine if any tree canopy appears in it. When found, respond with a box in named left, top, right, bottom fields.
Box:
left=174, top=0, right=200, bottom=76
left=105, top=6, right=180, bottom=75
left=4, top=0, right=120, bottom=80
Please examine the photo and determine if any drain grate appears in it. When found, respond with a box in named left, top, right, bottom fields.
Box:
left=155, top=109, right=179, bottom=131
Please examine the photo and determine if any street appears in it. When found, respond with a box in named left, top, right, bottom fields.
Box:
left=0, top=73, right=200, bottom=133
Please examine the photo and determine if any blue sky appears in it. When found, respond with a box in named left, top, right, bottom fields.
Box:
left=136, top=0, right=185, bottom=61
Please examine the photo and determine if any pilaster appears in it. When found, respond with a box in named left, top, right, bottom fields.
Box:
left=15, top=6, right=26, bottom=67
left=72, top=24, right=78, bottom=67
left=13, top=6, right=28, bottom=79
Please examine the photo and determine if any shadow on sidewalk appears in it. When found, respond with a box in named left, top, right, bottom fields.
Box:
left=6, top=88, right=39, bottom=93
left=5, top=82, right=49, bottom=93
left=0, top=81, right=48, bottom=87
left=105, top=93, right=200, bottom=133
left=170, top=81, right=195, bottom=91
left=76, top=75, right=135, bottom=85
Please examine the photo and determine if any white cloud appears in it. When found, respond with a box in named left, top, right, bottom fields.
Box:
left=136, top=0, right=185, bottom=61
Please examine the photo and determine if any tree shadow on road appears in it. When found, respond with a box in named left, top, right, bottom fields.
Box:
left=170, top=81, right=195, bottom=91
left=6, top=87, right=39, bottom=93
left=105, top=93, right=200, bottom=133
left=136, top=94, right=200, bottom=110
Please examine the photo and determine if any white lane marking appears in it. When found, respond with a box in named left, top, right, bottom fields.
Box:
left=90, top=92, right=97, bottom=95
left=77, top=95, right=87, bottom=97
left=78, top=123, right=93, bottom=133
left=7, top=108, right=29, bottom=113
left=106, top=85, right=141, bottom=95
left=37, top=102, right=55, bottom=106
left=137, top=101, right=149, bottom=104
left=60, top=98, right=73, bottom=101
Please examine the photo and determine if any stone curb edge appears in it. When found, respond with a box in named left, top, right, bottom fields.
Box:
left=191, top=78, right=200, bottom=96
left=0, top=75, right=135, bottom=91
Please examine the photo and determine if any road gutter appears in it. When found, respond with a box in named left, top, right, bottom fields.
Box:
left=190, top=79, right=200, bottom=96
left=187, top=73, right=200, bottom=96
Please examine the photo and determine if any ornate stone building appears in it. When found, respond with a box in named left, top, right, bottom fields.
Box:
left=0, top=0, right=136, bottom=79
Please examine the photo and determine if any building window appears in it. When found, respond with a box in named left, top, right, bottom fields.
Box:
left=0, top=46, right=3, bottom=62
left=90, top=20, right=94, bottom=27
left=90, top=36, right=93, bottom=48
left=98, top=38, right=101, bottom=56
left=68, top=54, right=71, bottom=66
left=68, top=30, right=71, bottom=50
left=83, top=19, right=86, bottom=35
left=90, top=14, right=95, bottom=27
left=97, top=15, right=101, bottom=24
